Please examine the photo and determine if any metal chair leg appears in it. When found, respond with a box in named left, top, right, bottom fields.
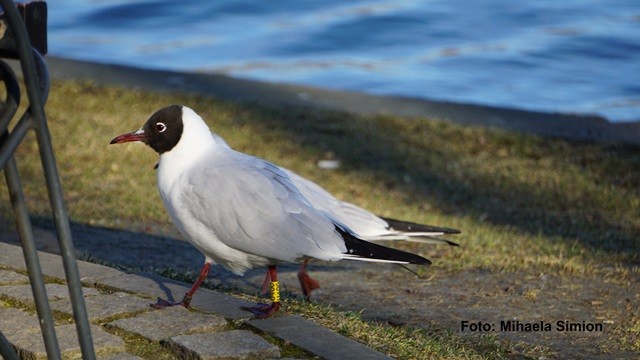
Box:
left=0, top=330, right=19, bottom=360
left=3, top=152, right=61, bottom=360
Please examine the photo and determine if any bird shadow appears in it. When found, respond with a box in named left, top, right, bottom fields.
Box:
left=0, top=216, right=353, bottom=294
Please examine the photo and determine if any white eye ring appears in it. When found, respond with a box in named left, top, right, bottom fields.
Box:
left=155, top=122, right=167, bottom=133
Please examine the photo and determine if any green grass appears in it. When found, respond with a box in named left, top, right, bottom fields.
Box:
left=1, top=80, right=639, bottom=358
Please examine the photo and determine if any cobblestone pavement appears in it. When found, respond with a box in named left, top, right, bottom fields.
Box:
left=0, top=242, right=391, bottom=359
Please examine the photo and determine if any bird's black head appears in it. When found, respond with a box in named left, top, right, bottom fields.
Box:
left=142, top=105, right=184, bottom=154
left=110, top=105, right=184, bottom=154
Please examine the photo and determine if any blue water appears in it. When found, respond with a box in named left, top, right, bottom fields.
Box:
left=49, top=0, right=640, bottom=122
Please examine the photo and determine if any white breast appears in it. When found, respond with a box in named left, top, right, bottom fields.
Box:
left=158, top=155, right=271, bottom=275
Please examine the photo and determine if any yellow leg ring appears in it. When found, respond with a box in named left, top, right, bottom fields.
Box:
left=270, top=281, right=280, bottom=303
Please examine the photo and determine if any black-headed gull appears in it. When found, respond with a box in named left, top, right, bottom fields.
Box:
left=110, top=105, right=455, bottom=317
left=206, top=111, right=460, bottom=299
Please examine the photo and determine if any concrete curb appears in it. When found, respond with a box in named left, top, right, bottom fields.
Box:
left=0, top=242, right=392, bottom=359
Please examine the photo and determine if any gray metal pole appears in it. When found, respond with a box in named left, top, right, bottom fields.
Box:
left=0, top=114, right=31, bottom=169
left=28, top=53, right=98, bottom=360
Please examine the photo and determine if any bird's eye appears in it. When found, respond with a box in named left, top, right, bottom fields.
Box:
left=155, top=122, right=167, bottom=133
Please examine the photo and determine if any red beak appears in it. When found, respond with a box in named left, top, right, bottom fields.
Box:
left=110, top=130, right=146, bottom=144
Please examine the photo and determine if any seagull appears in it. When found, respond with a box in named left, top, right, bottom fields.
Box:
left=110, top=105, right=455, bottom=318
left=206, top=116, right=460, bottom=299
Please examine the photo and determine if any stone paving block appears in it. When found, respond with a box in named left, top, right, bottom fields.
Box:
left=50, top=291, right=151, bottom=321
left=97, top=271, right=190, bottom=301
left=9, top=324, right=125, bottom=360
left=75, top=260, right=131, bottom=286
left=166, top=330, right=281, bottom=360
left=189, top=288, right=255, bottom=321
left=247, top=315, right=393, bottom=360
left=0, top=283, right=100, bottom=304
left=42, top=251, right=124, bottom=284
left=0, top=307, right=42, bottom=334
left=60, top=324, right=126, bottom=358
left=107, top=305, right=228, bottom=342
left=0, top=269, right=29, bottom=285
left=0, top=308, right=125, bottom=359
left=0, top=242, right=26, bottom=270
left=26, top=247, right=80, bottom=280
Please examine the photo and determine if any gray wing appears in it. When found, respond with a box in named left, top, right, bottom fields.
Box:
left=182, top=152, right=347, bottom=263
left=205, top=131, right=449, bottom=242
left=282, top=169, right=390, bottom=237
left=283, top=168, right=452, bottom=243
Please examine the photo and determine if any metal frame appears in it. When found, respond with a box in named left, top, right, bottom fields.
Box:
left=0, top=1, right=95, bottom=359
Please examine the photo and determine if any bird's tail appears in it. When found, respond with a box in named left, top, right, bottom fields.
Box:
left=363, top=217, right=460, bottom=246
left=363, top=233, right=459, bottom=246
left=335, top=226, right=431, bottom=265
left=381, top=217, right=461, bottom=235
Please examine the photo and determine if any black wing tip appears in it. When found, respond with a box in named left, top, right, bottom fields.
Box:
left=421, top=235, right=460, bottom=247
left=447, top=240, right=461, bottom=247
left=336, top=226, right=431, bottom=265
left=381, top=216, right=461, bottom=235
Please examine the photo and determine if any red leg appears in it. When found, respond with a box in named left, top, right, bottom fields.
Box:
left=297, top=259, right=320, bottom=301
left=260, top=268, right=272, bottom=295
left=242, top=265, right=281, bottom=318
left=152, top=262, right=211, bottom=309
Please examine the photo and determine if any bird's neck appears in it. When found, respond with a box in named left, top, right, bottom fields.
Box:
left=156, top=131, right=216, bottom=193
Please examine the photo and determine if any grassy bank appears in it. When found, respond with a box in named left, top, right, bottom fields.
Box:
left=1, top=80, right=638, bottom=358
